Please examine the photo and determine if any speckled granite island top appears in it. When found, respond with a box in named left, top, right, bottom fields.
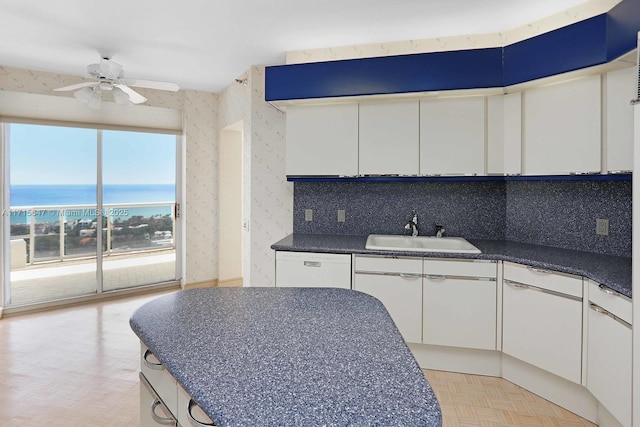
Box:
left=271, top=234, right=632, bottom=298
left=130, top=287, right=442, bottom=427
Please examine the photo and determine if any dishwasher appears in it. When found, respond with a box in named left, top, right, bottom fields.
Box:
left=275, top=251, right=352, bottom=289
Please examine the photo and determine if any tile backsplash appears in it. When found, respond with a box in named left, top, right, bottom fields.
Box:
left=293, top=179, right=631, bottom=257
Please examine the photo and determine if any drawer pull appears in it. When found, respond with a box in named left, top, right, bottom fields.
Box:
left=425, top=274, right=447, bottom=282
left=188, top=399, right=216, bottom=426
left=143, top=349, right=164, bottom=371
left=598, top=284, right=620, bottom=297
left=151, top=399, right=176, bottom=425
left=399, top=273, right=422, bottom=280
left=589, top=303, right=631, bottom=328
left=526, top=266, right=549, bottom=274
left=504, top=280, right=529, bottom=289
left=304, top=261, right=321, bottom=267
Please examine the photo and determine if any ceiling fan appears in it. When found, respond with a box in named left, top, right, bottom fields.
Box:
left=54, top=57, right=179, bottom=109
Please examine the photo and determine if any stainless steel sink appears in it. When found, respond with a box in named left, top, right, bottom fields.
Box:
left=365, top=234, right=481, bottom=254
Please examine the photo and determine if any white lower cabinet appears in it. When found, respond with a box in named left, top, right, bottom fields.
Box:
left=502, top=263, right=583, bottom=384
left=422, top=259, right=497, bottom=350
left=586, top=280, right=632, bottom=427
left=354, top=256, right=423, bottom=343
left=140, top=343, right=214, bottom=427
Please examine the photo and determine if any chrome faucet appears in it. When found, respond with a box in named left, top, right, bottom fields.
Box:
left=435, top=224, right=445, bottom=238
left=404, top=211, right=419, bottom=237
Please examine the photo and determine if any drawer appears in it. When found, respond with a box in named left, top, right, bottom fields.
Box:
left=177, top=384, right=216, bottom=427
left=503, top=262, right=582, bottom=298
left=141, top=343, right=178, bottom=416
left=354, top=255, right=422, bottom=275
left=276, top=251, right=351, bottom=288
left=588, top=279, right=632, bottom=325
left=423, top=258, right=496, bottom=278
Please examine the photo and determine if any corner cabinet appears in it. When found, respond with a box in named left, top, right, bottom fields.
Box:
left=523, top=75, right=601, bottom=175
left=586, top=279, right=632, bottom=427
left=502, top=263, right=583, bottom=384
left=285, top=104, right=359, bottom=176
left=420, top=97, right=486, bottom=176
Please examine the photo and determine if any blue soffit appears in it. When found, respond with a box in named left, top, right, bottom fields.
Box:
left=265, top=0, right=640, bottom=101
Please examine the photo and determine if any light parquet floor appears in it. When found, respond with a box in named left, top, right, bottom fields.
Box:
left=0, top=292, right=598, bottom=426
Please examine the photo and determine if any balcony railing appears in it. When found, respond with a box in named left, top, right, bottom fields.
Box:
left=9, top=202, right=176, bottom=266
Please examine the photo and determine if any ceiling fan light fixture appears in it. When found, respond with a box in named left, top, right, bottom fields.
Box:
left=87, top=88, right=102, bottom=110
left=74, top=86, right=94, bottom=103
left=112, top=86, right=131, bottom=105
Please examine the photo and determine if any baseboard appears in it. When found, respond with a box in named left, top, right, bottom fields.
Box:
left=183, top=279, right=218, bottom=289
left=217, top=277, right=243, bottom=287
left=408, top=342, right=501, bottom=377
left=501, top=354, right=598, bottom=423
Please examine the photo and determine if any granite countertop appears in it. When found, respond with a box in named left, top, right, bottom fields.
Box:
left=271, top=234, right=632, bottom=299
left=130, top=287, right=442, bottom=427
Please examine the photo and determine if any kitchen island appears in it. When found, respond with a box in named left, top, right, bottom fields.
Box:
left=130, top=287, right=442, bottom=426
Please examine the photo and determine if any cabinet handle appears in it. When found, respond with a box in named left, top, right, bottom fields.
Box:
left=143, top=349, right=164, bottom=371
left=188, top=399, right=216, bottom=426
left=151, top=399, right=177, bottom=425
left=526, top=266, right=549, bottom=274
left=598, top=284, right=620, bottom=297
left=589, top=303, right=631, bottom=328
left=425, top=274, right=447, bottom=282
left=504, top=279, right=529, bottom=289
left=304, top=261, right=321, bottom=267
left=399, top=273, right=422, bottom=280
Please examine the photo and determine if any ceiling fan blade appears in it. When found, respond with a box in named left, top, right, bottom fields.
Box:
left=121, top=79, right=179, bottom=92
left=114, top=84, right=148, bottom=104
left=54, top=82, right=97, bottom=92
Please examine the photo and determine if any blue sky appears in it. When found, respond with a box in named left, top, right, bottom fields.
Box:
left=10, top=124, right=176, bottom=185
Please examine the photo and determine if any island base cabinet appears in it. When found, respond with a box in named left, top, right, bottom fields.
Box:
left=423, top=278, right=496, bottom=350
left=177, top=384, right=216, bottom=427
left=587, top=304, right=632, bottom=427
left=140, top=372, right=178, bottom=427
left=502, top=282, right=582, bottom=384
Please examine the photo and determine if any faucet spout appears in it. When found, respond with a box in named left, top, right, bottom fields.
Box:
left=405, top=211, right=419, bottom=237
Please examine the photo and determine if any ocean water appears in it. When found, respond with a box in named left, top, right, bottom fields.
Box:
left=8, top=184, right=175, bottom=225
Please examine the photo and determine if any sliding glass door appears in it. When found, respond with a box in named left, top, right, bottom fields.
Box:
left=4, top=123, right=179, bottom=307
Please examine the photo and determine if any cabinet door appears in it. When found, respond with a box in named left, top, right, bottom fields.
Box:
left=502, top=281, right=583, bottom=384
left=354, top=273, right=422, bottom=343
left=423, top=277, right=496, bottom=350
left=605, top=67, right=634, bottom=173
left=523, top=75, right=601, bottom=175
left=420, top=97, right=485, bottom=176
left=587, top=304, right=632, bottom=427
left=286, top=104, right=358, bottom=176
left=487, top=93, right=522, bottom=175
left=359, top=101, right=419, bottom=175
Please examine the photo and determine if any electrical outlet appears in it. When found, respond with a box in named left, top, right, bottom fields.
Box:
left=337, top=209, right=346, bottom=223
left=596, top=218, right=609, bottom=236
left=305, top=209, right=313, bottom=222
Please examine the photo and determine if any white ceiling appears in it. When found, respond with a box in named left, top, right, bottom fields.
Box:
left=0, top=0, right=591, bottom=93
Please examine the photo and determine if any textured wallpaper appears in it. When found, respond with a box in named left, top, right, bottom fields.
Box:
left=218, top=66, right=291, bottom=287
left=285, top=0, right=620, bottom=64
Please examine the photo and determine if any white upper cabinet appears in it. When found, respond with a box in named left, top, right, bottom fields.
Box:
left=487, top=93, right=522, bottom=175
left=420, top=97, right=486, bottom=176
left=605, top=67, right=634, bottom=173
left=286, top=104, right=359, bottom=176
left=523, top=75, right=601, bottom=175
left=358, top=101, right=419, bottom=175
